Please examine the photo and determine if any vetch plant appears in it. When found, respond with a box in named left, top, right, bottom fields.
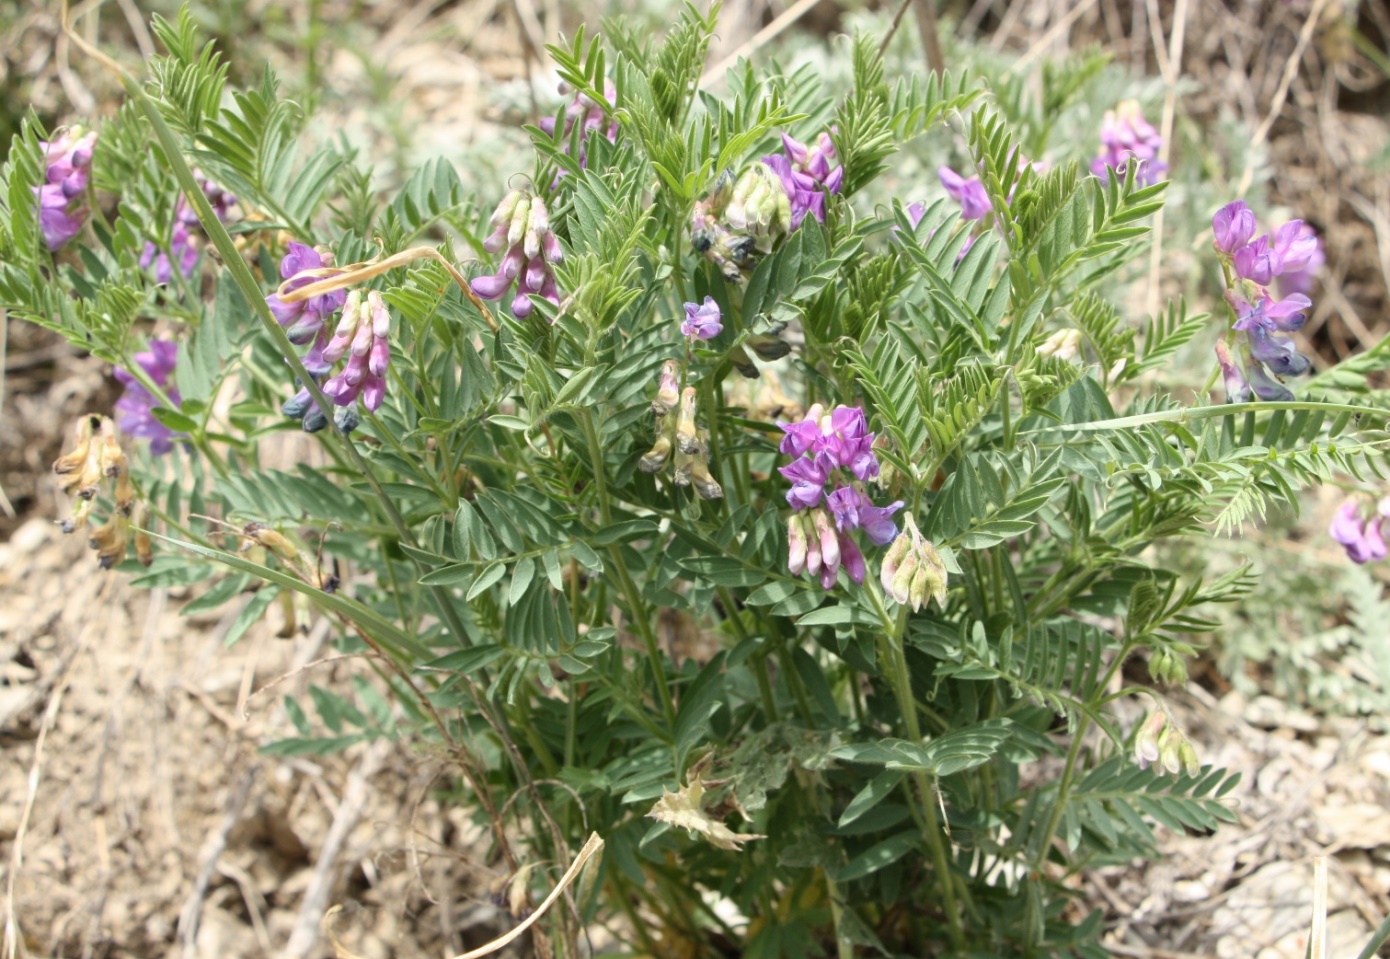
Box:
left=7, top=4, right=1390, bottom=957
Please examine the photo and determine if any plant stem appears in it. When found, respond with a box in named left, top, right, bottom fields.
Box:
left=580, top=410, right=675, bottom=727
left=866, top=580, right=966, bottom=952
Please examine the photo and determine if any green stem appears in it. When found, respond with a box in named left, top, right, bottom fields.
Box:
left=580, top=410, right=675, bottom=727
left=866, top=580, right=966, bottom=952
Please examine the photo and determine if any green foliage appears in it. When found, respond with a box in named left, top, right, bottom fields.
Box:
left=12, top=7, right=1390, bottom=959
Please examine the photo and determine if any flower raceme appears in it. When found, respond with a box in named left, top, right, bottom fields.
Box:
left=36, top=128, right=97, bottom=251
left=880, top=515, right=948, bottom=612
left=1328, top=497, right=1389, bottom=565
left=472, top=189, right=562, bottom=319
left=691, top=129, right=840, bottom=281
left=113, top=340, right=182, bottom=456
left=541, top=80, right=618, bottom=186
left=140, top=176, right=237, bottom=283
left=1210, top=200, right=1317, bottom=402
left=322, top=290, right=392, bottom=417
left=779, top=404, right=902, bottom=590
left=1090, top=100, right=1166, bottom=186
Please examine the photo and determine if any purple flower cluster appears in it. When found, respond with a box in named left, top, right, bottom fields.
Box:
left=778, top=404, right=903, bottom=590
left=540, top=80, right=618, bottom=184
left=1090, top=101, right=1166, bottom=186
left=140, top=178, right=237, bottom=283
left=113, top=340, right=182, bottom=456
left=472, top=190, right=562, bottom=319
left=681, top=297, right=722, bottom=340
left=266, top=242, right=348, bottom=373
left=321, top=290, right=391, bottom=414
left=36, top=129, right=96, bottom=251
left=764, top=132, right=843, bottom=230
left=1211, top=201, right=1318, bottom=401
left=1329, top=497, right=1390, bottom=564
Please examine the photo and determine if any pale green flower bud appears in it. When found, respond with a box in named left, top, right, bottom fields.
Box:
left=1134, top=711, right=1166, bottom=769
left=690, top=459, right=723, bottom=501
left=524, top=195, right=549, bottom=259
left=890, top=556, right=916, bottom=606
left=507, top=190, right=532, bottom=246
left=1037, top=328, right=1082, bottom=361
left=1157, top=727, right=1182, bottom=776
left=1179, top=740, right=1201, bottom=778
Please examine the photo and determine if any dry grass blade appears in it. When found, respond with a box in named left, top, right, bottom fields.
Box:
left=1310, top=856, right=1328, bottom=959
left=276, top=246, right=499, bottom=333
left=322, top=832, right=603, bottom=959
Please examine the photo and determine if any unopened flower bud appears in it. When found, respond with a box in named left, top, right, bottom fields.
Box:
left=639, top=434, right=672, bottom=473
left=508, top=191, right=532, bottom=246
left=282, top=387, right=313, bottom=420
left=676, top=387, right=700, bottom=454
left=1037, top=328, right=1082, bottom=361
left=334, top=405, right=360, bottom=434
left=1157, top=727, right=1183, bottom=776
left=917, top=541, right=948, bottom=609
left=302, top=404, right=329, bottom=433
left=812, top=509, right=839, bottom=572
left=890, top=556, right=916, bottom=605
left=1134, top=711, right=1166, bottom=769
left=804, top=515, right=823, bottom=576
left=881, top=532, right=910, bottom=588
left=652, top=360, right=680, bottom=415
left=787, top=514, right=808, bottom=575
left=490, top=189, right=524, bottom=228
left=1178, top=740, right=1201, bottom=778
left=525, top=196, right=549, bottom=258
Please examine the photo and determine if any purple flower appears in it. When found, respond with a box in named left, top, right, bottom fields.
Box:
left=826, top=484, right=867, bottom=532
left=938, top=166, right=991, bottom=220
left=1269, top=220, right=1319, bottom=275
left=1329, top=499, right=1388, bottom=565
left=778, top=410, right=824, bottom=457
left=1277, top=224, right=1324, bottom=297
left=1090, top=101, right=1166, bottom=186
left=1247, top=362, right=1294, bottom=402
left=35, top=129, right=97, bottom=251
left=112, top=340, right=182, bottom=455
left=1246, top=325, right=1312, bottom=376
left=765, top=131, right=842, bottom=229
left=1213, top=201, right=1257, bottom=254
left=859, top=501, right=903, bottom=546
left=780, top=455, right=832, bottom=510
left=1233, top=235, right=1275, bottom=285
left=267, top=242, right=347, bottom=344
left=1226, top=289, right=1311, bottom=334
left=839, top=533, right=865, bottom=585
left=681, top=297, right=722, bottom=339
